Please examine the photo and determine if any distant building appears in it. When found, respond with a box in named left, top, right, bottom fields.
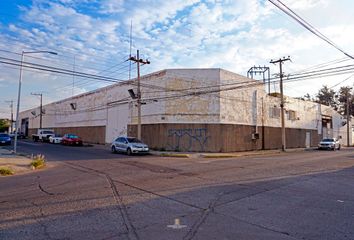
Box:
left=19, top=68, right=352, bottom=151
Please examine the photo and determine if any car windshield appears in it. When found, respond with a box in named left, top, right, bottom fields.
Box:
left=127, top=137, right=142, bottom=143
left=67, top=134, right=79, bottom=139
left=0, top=133, right=9, bottom=137
left=322, top=139, right=334, bottom=142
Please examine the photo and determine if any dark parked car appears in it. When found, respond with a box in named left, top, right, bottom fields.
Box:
left=62, top=134, right=83, bottom=146
left=9, top=132, right=25, bottom=139
left=111, top=136, right=149, bottom=155
left=0, top=133, right=11, bottom=145
left=318, top=138, right=341, bottom=150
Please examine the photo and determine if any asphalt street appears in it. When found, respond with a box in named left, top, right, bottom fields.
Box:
left=1, top=141, right=354, bottom=240
left=2, top=139, right=130, bottom=161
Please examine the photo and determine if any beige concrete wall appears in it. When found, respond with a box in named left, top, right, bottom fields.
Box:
left=19, top=68, right=347, bottom=146
left=160, top=69, right=221, bottom=123
left=29, top=126, right=106, bottom=144
left=128, top=123, right=321, bottom=152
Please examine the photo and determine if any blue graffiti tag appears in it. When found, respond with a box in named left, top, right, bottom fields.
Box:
left=167, top=128, right=209, bottom=152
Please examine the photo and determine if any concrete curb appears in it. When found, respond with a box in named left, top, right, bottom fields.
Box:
left=151, top=148, right=317, bottom=159
left=200, top=154, right=242, bottom=158
left=158, top=153, right=191, bottom=158
left=199, top=150, right=282, bottom=158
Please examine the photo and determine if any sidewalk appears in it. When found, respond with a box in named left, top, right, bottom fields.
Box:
left=0, top=148, right=33, bottom=175
left=88, top=142, right=317, bottom=158
left=149, top=147, right=317, bottom=158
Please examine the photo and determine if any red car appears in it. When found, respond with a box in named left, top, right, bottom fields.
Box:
left=62, top=134, right=83, bottom=146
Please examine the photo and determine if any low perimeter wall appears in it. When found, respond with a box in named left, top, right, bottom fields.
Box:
left=128, top=123, right=321, bottom=152
left=28, top=126, right=106, bottom=144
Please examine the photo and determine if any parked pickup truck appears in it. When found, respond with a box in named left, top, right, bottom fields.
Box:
left=32, top=129, right=55, bottom=142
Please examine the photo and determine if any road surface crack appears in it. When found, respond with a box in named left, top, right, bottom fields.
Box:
left=183, top=193, right=223, bottom=240
left=65, top=162, right=203, bottom=210
left=31, top=201, right=54, bottom=240
left=38, top=183, right=55, bottom=196
left=215, top=175, right=317, bottom=208
left=62, top=162, right=139, bottom=240
left=36, top=176, right=55, bottom=196
left=105, top=175, right=140, bottom=240
left=215, top=211, right=300, bottom=240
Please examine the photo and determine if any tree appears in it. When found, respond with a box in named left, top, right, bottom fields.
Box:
left=337, top=86, right=354, bottom=116
left=315, top=85, right=337, bottom=109
left=0, top=119, right=10, bottom=132
left=303, top=93, right=313, bottom=101
left=295, top=93, right=314, bottom=101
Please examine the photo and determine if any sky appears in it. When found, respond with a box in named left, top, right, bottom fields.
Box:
left=0, top=0, right=354, bottom=118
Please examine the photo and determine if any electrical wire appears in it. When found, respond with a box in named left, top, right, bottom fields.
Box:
left=268, top=0, right=354, bottom=59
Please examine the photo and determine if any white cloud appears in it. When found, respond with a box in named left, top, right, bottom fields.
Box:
left=99, top=0, right=124, bottom=14
left=1, top=0, right=354, bottom=115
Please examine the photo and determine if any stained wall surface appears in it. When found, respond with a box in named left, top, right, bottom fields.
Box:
left=19, top=68, right=350, bottom=147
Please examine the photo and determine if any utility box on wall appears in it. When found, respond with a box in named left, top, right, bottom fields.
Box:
left=252, top=133, right=260, bottom=140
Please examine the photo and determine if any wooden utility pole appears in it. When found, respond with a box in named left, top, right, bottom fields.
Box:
left=347, top=91, right=350, bottom=146
left=31, top=93, right=43, bottom=129
left=128, top=50, right=150, bottom=140
left=5, top=100, right=14, bottom=132
left=270, top=56, right=291, bottom=152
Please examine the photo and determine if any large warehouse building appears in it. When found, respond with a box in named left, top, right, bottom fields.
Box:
left=19, top=68, right=352, bottom=152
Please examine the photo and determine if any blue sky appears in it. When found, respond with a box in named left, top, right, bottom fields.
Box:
left=0, top=0, right=354, bottom=118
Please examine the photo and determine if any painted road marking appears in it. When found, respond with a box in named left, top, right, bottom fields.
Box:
left=167, top=218, right=187, bottom=229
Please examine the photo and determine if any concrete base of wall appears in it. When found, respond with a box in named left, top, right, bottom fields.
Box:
left=29, top=126, right=106, bottom=144
left=128, top=123, right=321, bottom=152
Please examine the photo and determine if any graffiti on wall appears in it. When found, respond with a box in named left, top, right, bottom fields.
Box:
left=167, top=128, right=209, bottom=151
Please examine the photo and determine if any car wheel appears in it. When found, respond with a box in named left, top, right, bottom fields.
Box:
left=127, top=148, right=132, bottom=156
left=111, top=146, right=117, bottom=153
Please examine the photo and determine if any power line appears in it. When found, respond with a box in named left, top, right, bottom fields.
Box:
left=329, top=73, right=354, bottom=89
left=291, top=57, right=352, bottom=75
left=2, top=52, right=354, bottom=113
left=0, top=48, right=132, bottom=78
left=268, top=0, right=354, bottom=59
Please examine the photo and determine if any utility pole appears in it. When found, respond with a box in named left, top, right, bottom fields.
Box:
left=270, top=56, right=291, bottom=152
left=31, top=93, right=43, bottom=129
left=5, top=100, right=14, bottom=133
left=128, top=50, right=150, bottom=140
left=14, top=50, right=57, bottom=153
left=346, top=91, right=351, bottom=146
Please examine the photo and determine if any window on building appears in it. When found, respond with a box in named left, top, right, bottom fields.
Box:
left=269, top=107, right=280, bottom=118
left=288, top=110, right=297, bottom=121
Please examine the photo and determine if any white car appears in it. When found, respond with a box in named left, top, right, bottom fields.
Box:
left=49, top=135, right=63, bottom=144
left=318, top=138, right=341, bottom=150
left=111, top=136, right=149, bottom=155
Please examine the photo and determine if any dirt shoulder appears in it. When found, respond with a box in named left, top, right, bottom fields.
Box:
left=0, top=148, right=33, bottom=175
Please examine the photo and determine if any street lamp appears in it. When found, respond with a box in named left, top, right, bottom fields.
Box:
left=14, top=50, right=57, bottom=153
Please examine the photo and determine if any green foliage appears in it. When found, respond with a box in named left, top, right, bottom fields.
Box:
left=309, top=85, right=354, bottom=116
left=296, top=93, right=314, bottom=101
left=316, top=85, right=337, bottom=109
left=30, top=154, right=46, bottom=169
left=0, top=167, right=14, bottom=176
left=0, top=119, right=10, bottom=132
left=337, top=86, right=354, bottom=115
